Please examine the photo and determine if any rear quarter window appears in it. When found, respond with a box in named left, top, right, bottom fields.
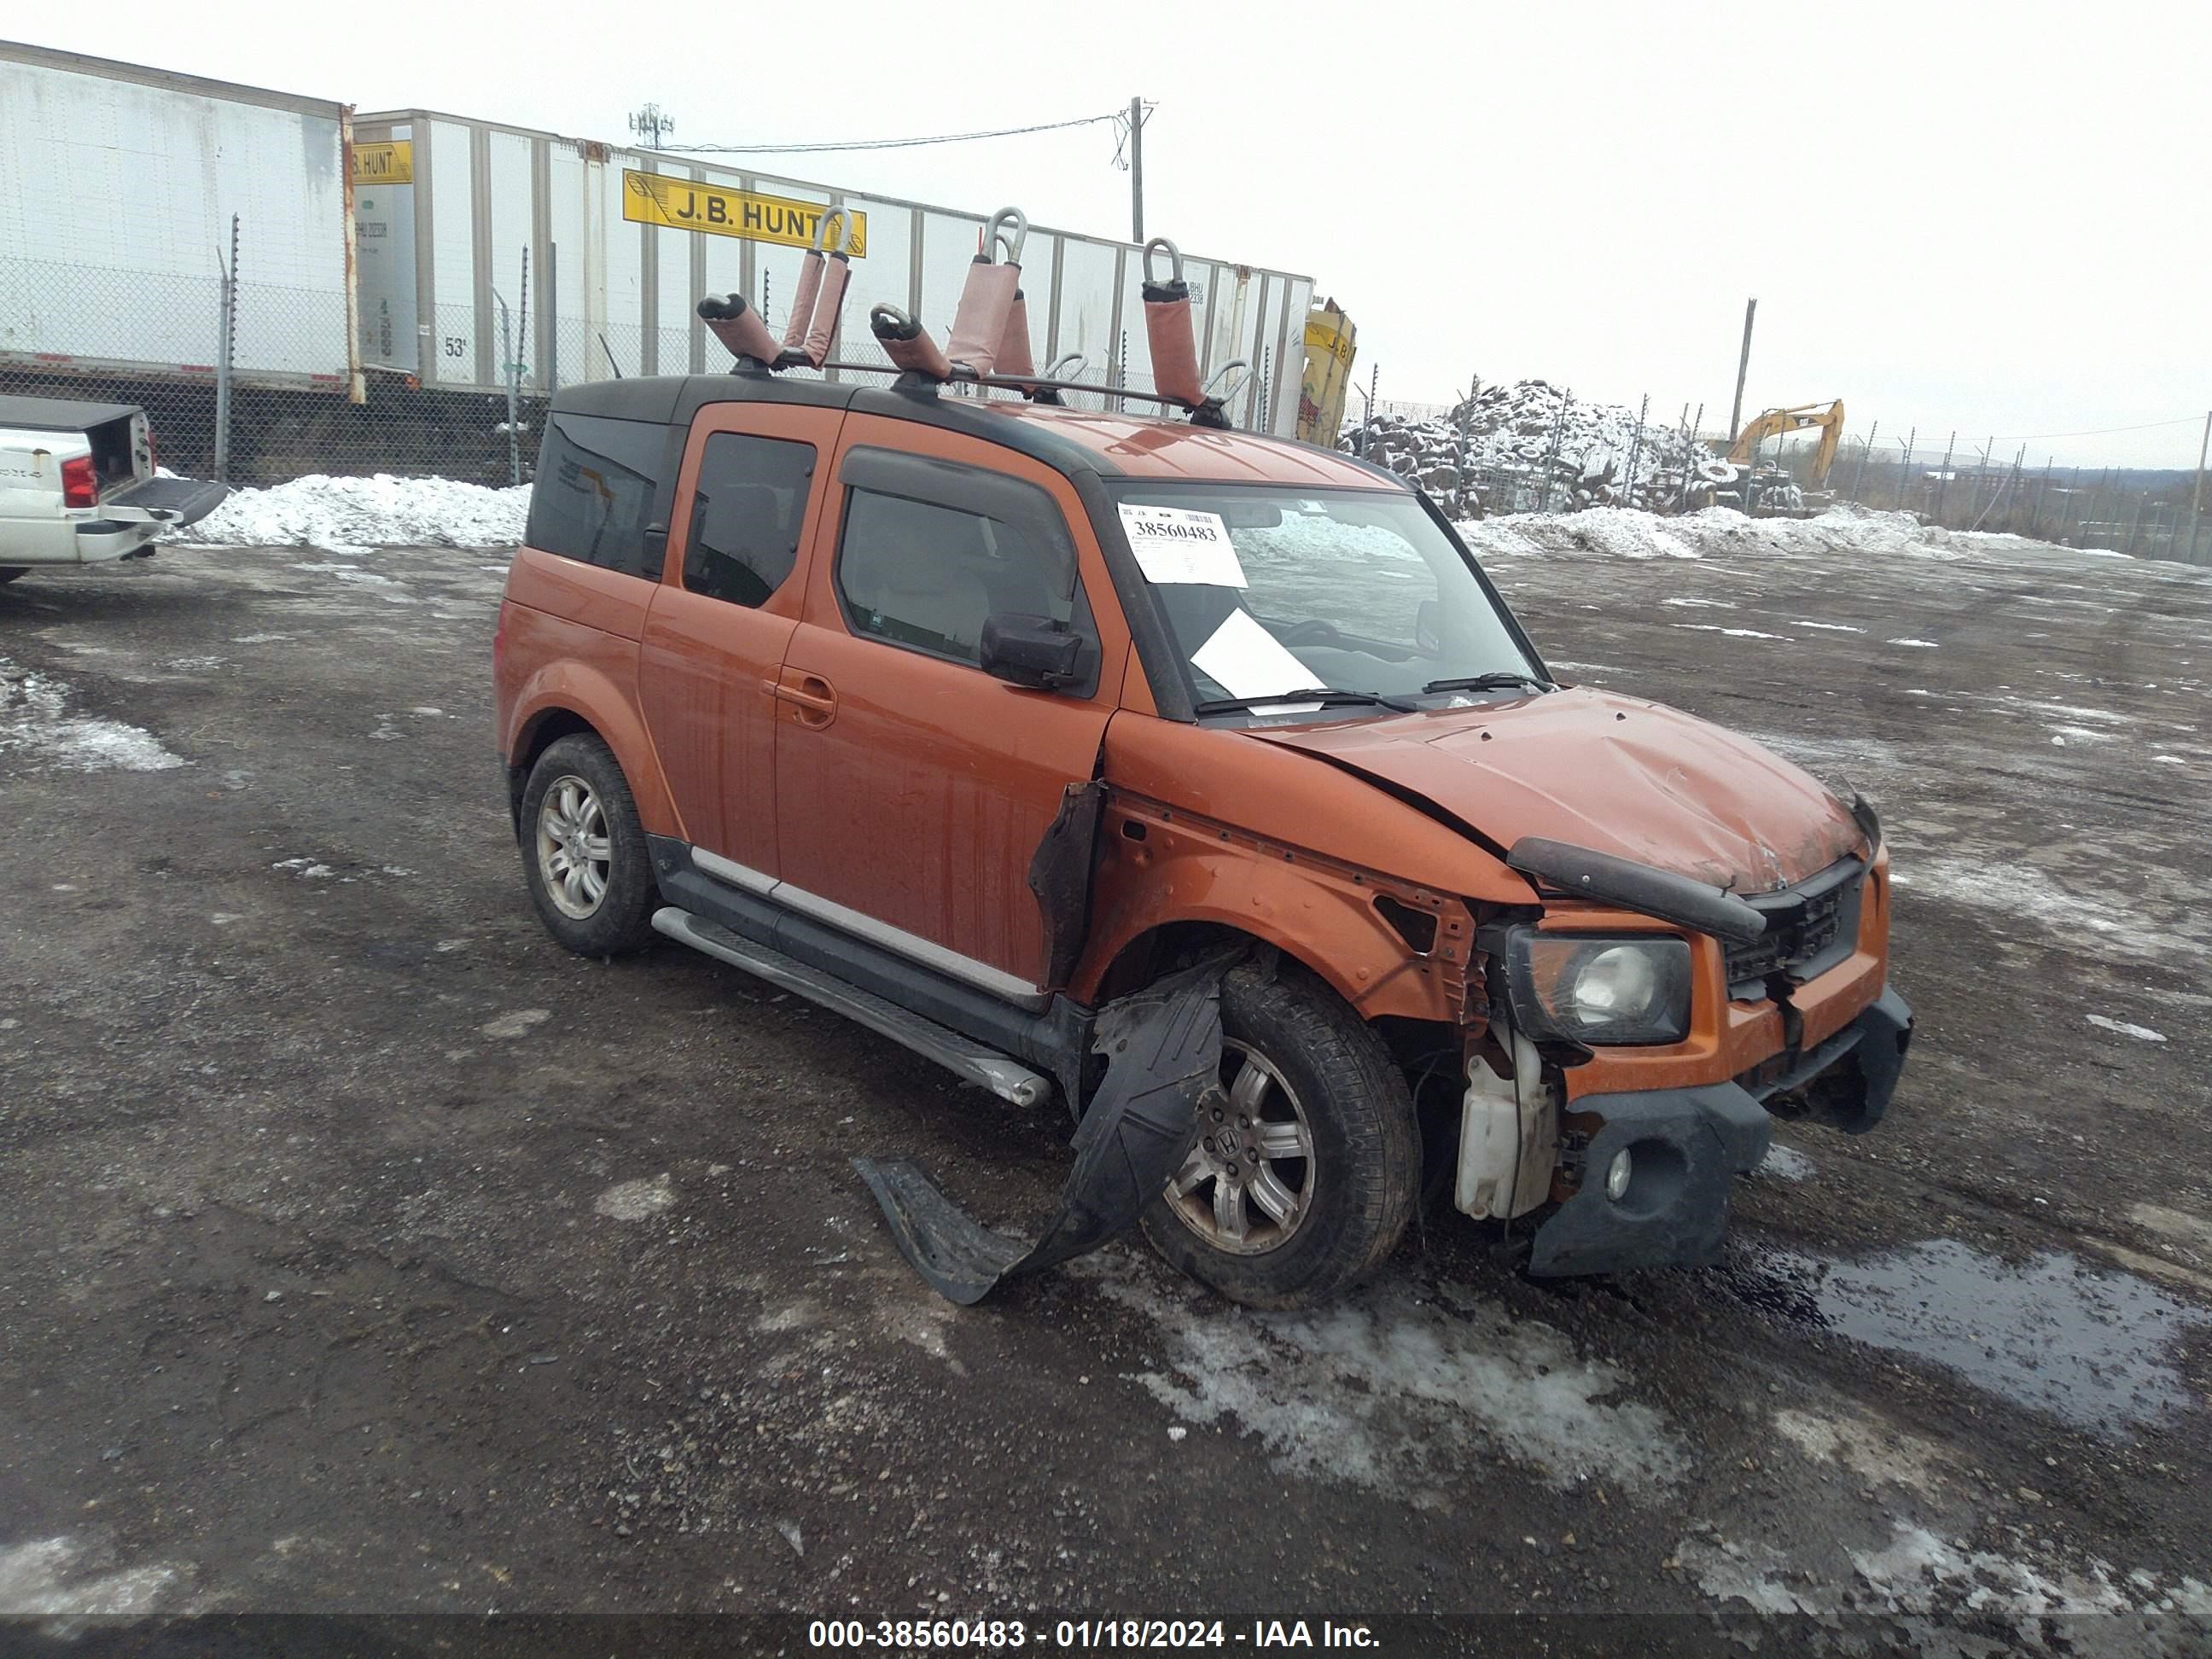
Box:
left=527, top=413, right=673, bottom=578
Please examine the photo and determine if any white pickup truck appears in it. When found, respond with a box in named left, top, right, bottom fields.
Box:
left=0, top=393, right=229, bottom=583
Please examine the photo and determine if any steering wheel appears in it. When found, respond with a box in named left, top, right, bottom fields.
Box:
left=1273, top=619, right=1345, bottom=647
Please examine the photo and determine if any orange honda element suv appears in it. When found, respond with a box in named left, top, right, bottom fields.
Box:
left=494, top=371, right=1910, bottom=1309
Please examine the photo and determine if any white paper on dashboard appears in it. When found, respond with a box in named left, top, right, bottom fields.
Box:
left=1190, top=608, right=1318, bottom=700
left=1115, top=503, right=1248, bottom=588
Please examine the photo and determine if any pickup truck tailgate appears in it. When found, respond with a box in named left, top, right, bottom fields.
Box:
left=98, top=475, right=230, bottom=528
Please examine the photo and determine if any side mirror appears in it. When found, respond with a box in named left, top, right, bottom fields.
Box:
left=980, top=613, right=1082, bottom=690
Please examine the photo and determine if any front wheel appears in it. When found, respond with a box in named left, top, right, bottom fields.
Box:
left=1139, top=961, right=1419, bottom=1309
left=517, top=733, right=659, bottom=957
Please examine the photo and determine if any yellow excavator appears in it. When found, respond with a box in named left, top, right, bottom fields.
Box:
left=1728, top=399, right=1844, bottom=484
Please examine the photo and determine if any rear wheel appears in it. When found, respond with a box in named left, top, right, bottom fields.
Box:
left=1139, top=962, right=1419, bottom=1309
left=518, top=733, right=658, bottom=957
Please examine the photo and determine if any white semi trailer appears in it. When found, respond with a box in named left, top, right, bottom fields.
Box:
left=349, top=111, right=1316, bottom=437
left=0, top=40, right=358, bottom=396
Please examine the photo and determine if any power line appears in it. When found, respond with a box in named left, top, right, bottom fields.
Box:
left=653, top=111, right=1125, bottom=156
left=1989, top=416, right=2203, bottom=441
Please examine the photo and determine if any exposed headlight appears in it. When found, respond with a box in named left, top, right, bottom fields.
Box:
left=1503, top=930, right=1693, bottom=1045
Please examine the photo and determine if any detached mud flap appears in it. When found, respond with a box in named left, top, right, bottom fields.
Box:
left=855, top=960, right=1228, bottom=1305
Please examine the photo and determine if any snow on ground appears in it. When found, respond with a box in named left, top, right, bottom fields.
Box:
left=2087, top=1015, right=2168, bottom=1043
left=1456, top=502, right=2182, bottom=573
left=0, top=1535, right=184, bottom=1617
left=1086, top=1256, right=1688, bottom=1498
left=0, top=657, right=184, bottom=773
left=181, top=474, right=531, bottom=556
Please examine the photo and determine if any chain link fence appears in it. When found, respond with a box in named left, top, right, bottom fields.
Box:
left=3, top=247, right=1298, bottom=494
left=1, top=253, right=540, bottom=488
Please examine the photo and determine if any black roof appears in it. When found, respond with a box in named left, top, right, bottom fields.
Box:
left=0, top=393, right=142, bottom=432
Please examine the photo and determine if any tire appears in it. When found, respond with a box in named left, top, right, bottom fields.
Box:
left=1139, top=960, right=1420, bottom=1309
left=517, top=733, right=659, bottom=957
left=0, top=568, right=28, bottom=585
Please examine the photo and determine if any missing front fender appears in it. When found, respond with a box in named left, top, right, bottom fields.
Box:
left=855, top=957, right=1230, bottom=1305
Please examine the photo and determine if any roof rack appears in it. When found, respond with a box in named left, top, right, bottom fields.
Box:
left=707, top=206, right=1253, bottom=430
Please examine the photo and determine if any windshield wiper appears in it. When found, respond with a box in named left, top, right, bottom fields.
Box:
left=1194, top=688, right=1420, bottom=716
left=1420, top=671, right=1552, bottom=696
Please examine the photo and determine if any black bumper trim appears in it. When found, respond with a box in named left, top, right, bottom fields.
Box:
left=1527, top=985, right=1913, bottom=1278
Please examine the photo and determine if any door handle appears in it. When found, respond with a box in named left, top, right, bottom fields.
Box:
left=771, top=672, right=837, bottom=728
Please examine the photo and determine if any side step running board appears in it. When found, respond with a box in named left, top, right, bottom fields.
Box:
left=650, top=907, right=1051, bottom=1108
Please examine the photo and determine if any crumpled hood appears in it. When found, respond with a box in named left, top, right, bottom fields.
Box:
left=1248, top=687, right=1865, bottom=894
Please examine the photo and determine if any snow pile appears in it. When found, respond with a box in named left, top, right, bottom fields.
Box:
left=1342, top=379, right=1734, bottom=512
left=183, top=474, right=531, bottom=554
left=1459, top=505, right=1705, bottom=562
left=1457, top=503, right=2174, bottom=569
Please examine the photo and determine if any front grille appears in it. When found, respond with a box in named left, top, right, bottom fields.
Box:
left=1726, top=857, right=1865, bottom=1000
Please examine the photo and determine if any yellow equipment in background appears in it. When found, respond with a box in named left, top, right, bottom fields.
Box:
left=1297, top=301, right=1356, bottom=446
left=1728, top=399, right=1845, bottom=485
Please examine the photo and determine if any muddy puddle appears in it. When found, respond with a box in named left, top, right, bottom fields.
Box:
left=1719, top=1236, right=2209, bottom=1435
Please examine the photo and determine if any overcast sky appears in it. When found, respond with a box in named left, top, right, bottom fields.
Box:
left=20, top=1, right=2209, bottom=468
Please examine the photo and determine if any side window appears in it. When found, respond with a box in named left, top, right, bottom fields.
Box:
left=683, top=432, right=817, bottom=607
left=525, top=412, right=671, bottom=578
left=835, top=486, right=1080, bottom=667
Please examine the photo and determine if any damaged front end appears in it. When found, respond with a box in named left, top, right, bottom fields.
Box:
left=1471, top=826, right=1913, bottom=1278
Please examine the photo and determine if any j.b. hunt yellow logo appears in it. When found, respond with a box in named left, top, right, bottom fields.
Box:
left=620, top=172, right=866, bottom=256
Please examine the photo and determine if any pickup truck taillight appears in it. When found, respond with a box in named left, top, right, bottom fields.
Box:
left=61, top=453, right=97, bottom=509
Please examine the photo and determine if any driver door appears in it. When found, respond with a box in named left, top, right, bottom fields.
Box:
left=771, top=416, right=1132, bottom=997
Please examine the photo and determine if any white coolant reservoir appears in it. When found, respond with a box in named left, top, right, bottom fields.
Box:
left=1457, top=1023, right=1559, bottom=1220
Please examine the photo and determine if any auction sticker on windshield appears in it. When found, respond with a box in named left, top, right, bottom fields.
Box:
left=1118, top=504, right=1247, bottom=588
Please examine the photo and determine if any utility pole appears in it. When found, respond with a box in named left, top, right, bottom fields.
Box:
left=1128, top=96, right=1145, bottom=244
left=1726, top=298, right=1756, bottom=444
left=2192, top=409, right=2210, bottom=566
left=627, top=102, right=675, bottom=150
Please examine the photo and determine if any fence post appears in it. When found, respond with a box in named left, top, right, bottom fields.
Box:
left=2190, top=410, right=2210, bottom=565
left=1540, top=387, right=1572, bottom=514
left=498, top=294, right=520, bottom=489
left=1624, top=393, right=1649, bottom=509
left=1850, top=420, right=1878, bottom=503
left=1454, top=372, right=1476, bottom=517
left=512, top=245, right=530, bottom=486
left=212, top=212, right=239, bottom=483
left=547, top=242, right=560, bottom=393
left=1934, top=431, right=1956, bottom=522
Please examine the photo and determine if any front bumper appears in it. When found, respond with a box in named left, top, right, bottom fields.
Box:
left=1526, top=985, right=1912, bottom=1278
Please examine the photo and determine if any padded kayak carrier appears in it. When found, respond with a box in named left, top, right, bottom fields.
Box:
left=849, top=216, right=1257, bottom=429
left=699, top=205, right=863, bottom=373
left=855, top=957, right=1231, bottom=1305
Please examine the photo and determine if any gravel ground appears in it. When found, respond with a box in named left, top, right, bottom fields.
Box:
left=2, top=524, right=2209, bottom=1653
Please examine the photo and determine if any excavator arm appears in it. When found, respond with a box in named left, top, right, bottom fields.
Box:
left=1727, top=399, right=1845, bottom=485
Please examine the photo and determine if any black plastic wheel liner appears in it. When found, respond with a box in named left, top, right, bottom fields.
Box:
left=854, top=957, right=1230, bottom=1305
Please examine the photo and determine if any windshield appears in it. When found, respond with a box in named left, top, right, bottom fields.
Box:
left=1109, top=484, right=1544, bottom=711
